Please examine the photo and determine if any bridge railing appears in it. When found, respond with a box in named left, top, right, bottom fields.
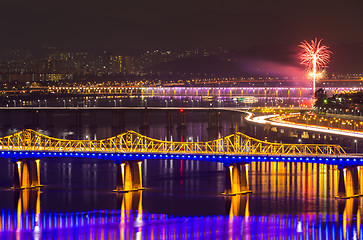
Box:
left=0, top=129, right=346, bottom=156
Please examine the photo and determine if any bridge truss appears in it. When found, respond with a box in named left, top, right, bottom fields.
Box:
left=0, top=129, right=346, bottom=156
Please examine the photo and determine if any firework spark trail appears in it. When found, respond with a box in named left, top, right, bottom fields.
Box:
left=299, top=38, right=332, bottom=95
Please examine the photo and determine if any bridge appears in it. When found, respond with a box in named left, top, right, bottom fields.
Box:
left=47, top=86, right=363, bottom=98
left=0, top=129, right=361, bottom=198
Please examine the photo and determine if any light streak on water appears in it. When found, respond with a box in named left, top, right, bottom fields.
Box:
left=0, top=208, right=362, bottom=239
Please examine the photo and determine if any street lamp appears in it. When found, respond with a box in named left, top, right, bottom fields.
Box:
left=63, top=100, right=66, bottom=107
left=354, top=139, right=358, bottom=154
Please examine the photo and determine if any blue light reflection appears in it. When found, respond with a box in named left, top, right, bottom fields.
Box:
left=0, top=209, right=361, bottom=239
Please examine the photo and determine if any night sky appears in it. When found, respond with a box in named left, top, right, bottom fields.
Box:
left=1, top=0, right=363, bottom=50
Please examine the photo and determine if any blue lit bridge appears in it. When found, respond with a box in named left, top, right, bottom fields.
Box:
left=0, top=129, right=361, bottom=198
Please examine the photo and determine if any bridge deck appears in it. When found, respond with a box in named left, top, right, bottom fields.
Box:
left=0, top=129, right=352, bottom=165
left=0, top=150, right=361, bottom=166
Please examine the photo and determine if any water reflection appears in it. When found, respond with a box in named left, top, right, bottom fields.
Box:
left=1, top=198, right=362, bottom=239
left=227, top=195, right=250, bottom=218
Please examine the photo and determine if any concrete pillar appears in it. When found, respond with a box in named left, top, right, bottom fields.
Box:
left=68, top=110, right=81, bottom=139
left=336, top=165, right=361, bottom=198
left=208, top=111, right=221, bottom=129
left=256, top=126, right=265, bottom=140
left=230, top=112, right=236, bottom=132
left=12, top=159, right=41, bottom=189
left=13, top=161, right=22, bottom=189
left=32, top=110, right=39, bottom=129
left=223, top=163, right=251, bottom=195
left=21, top=161, right=30, bottom=188
left=115, top=162, right=124, bottom=191
left=114, top=161, right=144, bottom=192
left=177, top=110, right=186, bottom=129
left=31, top=159, right=41, bottom=187
left=89, top=110, right=98, bottom=129
left=166, top=111, right=173, bottom=129
left=123, top=162, right=134, bottom=190
left=264, top=124, right=271, bottom=141
left=139, top=111, right=149, bottom=131
left=239, top=116, right=247, bottom=133
left=132, top=161, right=143, bottom=190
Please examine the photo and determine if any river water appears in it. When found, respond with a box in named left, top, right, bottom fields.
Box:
left=0, top=96, right=361, bottom=239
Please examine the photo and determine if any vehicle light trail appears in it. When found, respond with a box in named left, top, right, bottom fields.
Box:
left=245, top=112, right=363, bottom=139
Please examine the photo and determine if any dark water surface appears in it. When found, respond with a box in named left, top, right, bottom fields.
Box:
left=0, top=159, right=362, bottom=239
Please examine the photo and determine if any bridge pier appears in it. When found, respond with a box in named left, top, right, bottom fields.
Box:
left=68, top=110, right=81, bottom=139
left=336, top=165, right=362, bottom=198
left=239, top=117, right=247, bottom=134
left=223, top=163, right=251, bottom=195
left=208, top=111, right=221, bottom=130
left=89, top=111, right=98, bottom=129
left=263, top=124, right=271, bottom=141
left=177, top=110, right=186, bottom=129
left=13, top=159, right=41, bottom=189
left=114, top=161, right=144, bottom=192
left=139, top=112, right=149, bottom=134
left=166, top=111, right=173, bottom=129
left=230, top=112, right=236, bottom=131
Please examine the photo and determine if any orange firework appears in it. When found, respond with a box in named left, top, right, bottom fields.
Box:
left=299, top=38, right=332, bottom=95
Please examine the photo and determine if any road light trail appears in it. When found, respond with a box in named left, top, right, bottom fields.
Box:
left=245, top=112, right=363, bottom=139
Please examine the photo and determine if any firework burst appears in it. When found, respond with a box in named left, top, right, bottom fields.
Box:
left=299, top=38, right=332, bottom=95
